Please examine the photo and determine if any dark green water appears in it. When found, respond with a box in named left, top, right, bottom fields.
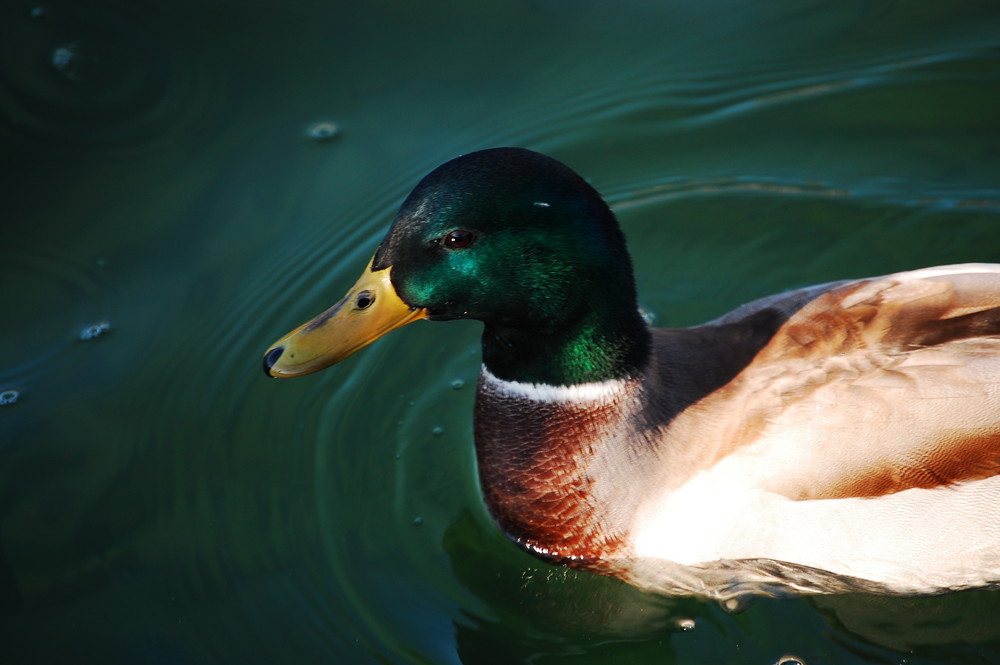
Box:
left=3, top=0, right=1000, bottom=663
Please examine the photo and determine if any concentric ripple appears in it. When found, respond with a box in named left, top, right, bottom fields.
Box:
left=0, top=0, right=226, bottom=155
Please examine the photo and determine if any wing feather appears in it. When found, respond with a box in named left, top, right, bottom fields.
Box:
left=713, top=265, right=1000, bottom=499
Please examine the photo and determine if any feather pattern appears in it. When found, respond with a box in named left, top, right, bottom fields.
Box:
left=475, top=265, right=1000, bottom=599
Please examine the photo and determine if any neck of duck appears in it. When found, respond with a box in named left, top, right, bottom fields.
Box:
left=473, top=366, right=660, bottom=572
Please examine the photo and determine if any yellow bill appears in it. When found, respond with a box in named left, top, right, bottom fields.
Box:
left=263, top=259, right=428, bottom=377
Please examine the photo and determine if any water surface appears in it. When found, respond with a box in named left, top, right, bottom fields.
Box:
left=2, top=1, right=1000, bottom=663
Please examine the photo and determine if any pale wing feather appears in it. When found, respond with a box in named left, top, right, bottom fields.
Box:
left=631, top=265, right=1000, bottom=593
left=713, top=264, right=1000, bottom=499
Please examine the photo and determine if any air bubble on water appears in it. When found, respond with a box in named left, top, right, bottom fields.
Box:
left=637, top=304, right=656, bottom=326
left=431, top=426, right=443, bottom=436
left=79, top=320, right=111, bottom=340
left=51, top=43, right=79, bottom=78
left=412, top=516, right=423, bottom=526
left=30, top=6, right=45, bottom=19
left=720, top=592, right=761, bottom=612
left=0, top=389, right=21, bottom=406
left=450, top=379, right=465, bottom=390
left=775, top=656, right=806, bottom=665
left=307, top=121, right=339, bottom=142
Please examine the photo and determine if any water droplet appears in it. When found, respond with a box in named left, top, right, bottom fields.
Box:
left=412, top=516, right=423, bottom=525
left=51, top=43, right=79, bottom=78
left=431, top=426, right=443, bottom=436
left=79, top=320, right=111, bottom=340
left=450, top=379, right=465, bottom=390
left=722, top=597, right=744, bottom=612
left=307, top=121, right=339, bottom=142
left=0, top=389, right=21, bottom=406
left=676, top=618, right=695, bottom=631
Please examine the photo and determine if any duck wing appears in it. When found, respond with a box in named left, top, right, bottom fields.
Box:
left=716, top=263, right=1000, bottom=500
left=629, top=265, right=1000, bottom=595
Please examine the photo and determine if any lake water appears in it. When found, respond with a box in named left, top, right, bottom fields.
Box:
left=2, top=1, right=1000, bottom=663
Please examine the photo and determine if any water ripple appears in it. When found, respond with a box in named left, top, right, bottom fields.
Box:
left=0, top=245, right=116, bottom=388
left=610, top=175, right=1000, bottom=213
left=453, top=40, right=1000, bottom=166
left=0, top=0, right=227, bottom=156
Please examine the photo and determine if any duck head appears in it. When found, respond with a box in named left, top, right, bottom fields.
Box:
left=263, top=147, right=650, bottom=385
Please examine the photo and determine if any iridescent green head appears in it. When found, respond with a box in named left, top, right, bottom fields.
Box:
left=264, top=148, right=650, bottom=386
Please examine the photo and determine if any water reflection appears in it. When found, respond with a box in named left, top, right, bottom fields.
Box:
left=813, top=591, right=1000, bottom=655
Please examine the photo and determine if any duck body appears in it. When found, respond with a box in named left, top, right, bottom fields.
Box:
left=264, top=148, right=1000, bottom=601
left=475, top=266, right=1000, bottom=600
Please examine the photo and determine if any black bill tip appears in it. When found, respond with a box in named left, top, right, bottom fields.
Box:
left=263, top=346, right=284, bottom=377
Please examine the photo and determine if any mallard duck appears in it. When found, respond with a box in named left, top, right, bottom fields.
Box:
left=264, top=147, right=1000, bottom=603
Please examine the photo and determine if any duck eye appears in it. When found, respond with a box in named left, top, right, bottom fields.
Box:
left=443, top=229, right=476, bottom=250
left=355, top=290, right=375, bottom=309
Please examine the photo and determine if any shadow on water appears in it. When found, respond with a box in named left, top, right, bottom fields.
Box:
left=446, top=509, right=695, bottom=664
